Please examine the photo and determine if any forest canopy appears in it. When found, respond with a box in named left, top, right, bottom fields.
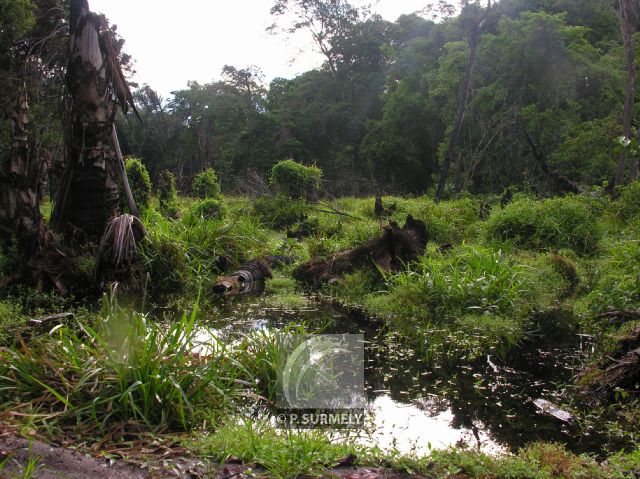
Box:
left=1, top=0, right=638, bottom=200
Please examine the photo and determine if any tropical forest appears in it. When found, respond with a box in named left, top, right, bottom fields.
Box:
left=2, top=0, right=640, bottom=477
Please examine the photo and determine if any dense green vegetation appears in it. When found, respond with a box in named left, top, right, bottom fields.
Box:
left=1, top=188, right=639, bottom=476
left=2, top=0, right=640, bottom=476
left=4, top=0, right=638, bottom=198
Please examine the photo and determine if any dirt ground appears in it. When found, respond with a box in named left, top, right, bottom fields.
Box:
left=0, top=432, right=425, bottom=479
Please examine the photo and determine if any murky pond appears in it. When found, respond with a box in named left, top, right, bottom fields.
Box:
left=188, top=294, right=604, bottom=456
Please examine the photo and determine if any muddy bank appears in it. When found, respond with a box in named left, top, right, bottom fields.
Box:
left=0, top=432, right=149, bottom=479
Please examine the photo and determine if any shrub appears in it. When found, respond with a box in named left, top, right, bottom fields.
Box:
left=124, top=156, right=152, bottom=209
left=615, top=181, right=640, bottom=221
left=270, top=159, right=322, bottom=199
left=189, top=198, right=224, bottom=221
left=583, top=238, right=640, bottom=313
left=253, top=195, right=308, bottom=229
left=192, top=168, right=221, bottom=199
left=157, top=170, right=178, bottom=217
left=485, top=196, right=601, bottom=254
left=387, top=245, right=523, bottom=321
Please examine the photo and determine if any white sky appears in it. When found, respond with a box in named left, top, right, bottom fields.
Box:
left=89, top=0, right=429, bottom=98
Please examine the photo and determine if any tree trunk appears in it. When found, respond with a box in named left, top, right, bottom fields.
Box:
left=51, top=0, right=136, bottom=241
left=614, top=0, right=636, bottom=189
left=435, top=1, right=491, bottom=202
left=0, top=85, right=45, bottom=255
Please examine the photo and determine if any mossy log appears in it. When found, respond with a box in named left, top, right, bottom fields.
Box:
left=293, top=215, right=427, bottom=285
left=576, top=323, right=640, bottom=401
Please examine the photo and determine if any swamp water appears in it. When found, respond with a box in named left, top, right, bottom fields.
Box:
left=186, top=295, right=603, bottom=457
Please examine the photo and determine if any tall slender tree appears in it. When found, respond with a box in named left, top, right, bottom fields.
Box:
left=614, top=0, right=637, bottom=189
left=435, top=0, right=491, bottom=202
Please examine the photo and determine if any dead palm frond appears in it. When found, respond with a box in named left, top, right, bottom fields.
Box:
left=96, top=214, right=146, bottom=286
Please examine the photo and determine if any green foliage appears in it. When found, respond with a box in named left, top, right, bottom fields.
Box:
left=0, top=0, right=35, bottom=45
left=188, top=417, right=360, bottom=479
left=192, top=168, right=221, bottom=199
left=0, top=299, right=26, bottom=346
left=615, top=181, right=640, bottom=221
left=157, top=170, right=178, bottom=217
left=551, top=116, right=619, bottom=185
left=188, top=198, right=225, bottom=221
left=582, top=237, right=640, bottom=313
left=141, top=226, right=190, bottom=298
left=253, top=194, right=308, bottom=229
left=0, top=294, right=247, bottom=433
left=485, top=196, right=602, bottom=254
left=384, top=244, right=523, bottom=321
left=270, top=159, right=322, bottom=199
left=124, top=156, right=152, bottom=209
left=423, top=442, right=611, bottom=479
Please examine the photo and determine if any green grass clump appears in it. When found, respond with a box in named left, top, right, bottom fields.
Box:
left=357, top=244, right=527, bottom=361
left=0, top=299, right=27, bottom=345
left=421, top=443, right=612, bottom=478
left=410, top=196, right=482, bottom=244
left=0, top=294, right=247, bottom=433
left=188, top=418, right=359, bottom=479
left=187, top=198, right=225, bottom=221
left=253, top=195, right=308, bottom=229
left=581, top=237, right=640, bottom=314
left=382, top=244, right=523, bottom=321
left=615, top=181, right=640, bottom=221
left=485, top=196, right=602, bottom=254
left=142, top=221, right=190, bottom=298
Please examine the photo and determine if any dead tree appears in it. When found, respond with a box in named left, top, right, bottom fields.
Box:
left=294, top=215, right=428, bottom=285
left=51, top=0, right=138, bottom=241
left=435, top=0, right=491, bottom=202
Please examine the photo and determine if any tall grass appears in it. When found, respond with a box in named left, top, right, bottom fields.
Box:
left=383, top=245, right=523, bottom=321
left=485, top=196, right=602, bottom=254
left=0, top=293, right=249, bottom=433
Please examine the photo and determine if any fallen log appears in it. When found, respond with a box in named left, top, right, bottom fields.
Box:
left=293, top=215, right=427, bottom=285
left=595, top=310, right=640, bottom=324
left=213, top=256, right=292, bottom=296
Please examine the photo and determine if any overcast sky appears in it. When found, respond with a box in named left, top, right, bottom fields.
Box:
left=89, top=0, right=429, bottom=98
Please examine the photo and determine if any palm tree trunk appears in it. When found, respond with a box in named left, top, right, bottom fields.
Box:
left=51, top=0, right=125, bottom=240
left=0, top=85, right=45, bottom=254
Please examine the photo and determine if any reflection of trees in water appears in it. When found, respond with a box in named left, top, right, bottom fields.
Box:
left=360, top=326, right=601, bottom=454
left=209, top=300, right=612, bottom=455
